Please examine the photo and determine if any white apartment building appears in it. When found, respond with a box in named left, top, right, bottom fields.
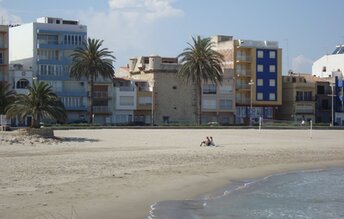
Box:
left=9, top=17, right=89, bottom=123
left=312, top=45, right=344, bottom=78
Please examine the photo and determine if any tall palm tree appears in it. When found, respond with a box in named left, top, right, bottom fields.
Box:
left=6, top=81, right=66, bottom=128
left=178, top=36, right=224, bottom=125
left=70, top=38, right=115, bottom=124
left=0, top=82, right=15, bottom=115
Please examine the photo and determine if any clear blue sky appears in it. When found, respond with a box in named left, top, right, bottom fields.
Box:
left=1, top=0, right=343, bottom=74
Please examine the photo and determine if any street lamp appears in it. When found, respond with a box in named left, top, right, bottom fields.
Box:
left=329, top=82, right=335, bottom=127
left=248, top=79, right=254, bottom=126
left=151, top=79, right=155, bottom=126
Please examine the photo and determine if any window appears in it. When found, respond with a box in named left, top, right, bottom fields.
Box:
left=257, top=79, right=263, bottom=86
left=202, top=99, right=216, bottom=109
left=257, top=50, right=264, bottom=58
left=219, top=99, right=232, bottom=109
left=269, top=79, right=276, bottom=87
left=138, top=96, right=151, bottom=105
left=257, top=65, right=264, bottom=72
left=269, top=93, right=276, bottom=101
left=257, top=92, right=263, bottom=100
left=203, top=84, right=217, bottom=94
left=16, top=79, right=30, bottom=89
left=317, top=85, right=325, bottom=94
left=269, top=51, right=276, bottom=59
left=269, top=65, right=276, bottom=73
left=0, top=52, right=3, bottom=64
left=120, top=96, right=135, bottom=106
left=219, top=85, right=233, bottom=94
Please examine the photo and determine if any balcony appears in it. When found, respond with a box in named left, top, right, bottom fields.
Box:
left=236, top=55, right=251, bottom=63
left=236, top=98, right=250, bottom=105
left=93, top=106, right=112, bottom=114
left=65, top=106, right=88, bottom=111
left=236, top=69, right=251, bottom=77
left=295, top=97, right=315, bottom=102
left=93, top=91, right=110, bottom=99
left=295, top=107, right=314, bottom=114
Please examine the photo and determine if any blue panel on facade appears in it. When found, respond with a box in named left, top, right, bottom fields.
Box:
left=256, top=49, right=278, bottom=101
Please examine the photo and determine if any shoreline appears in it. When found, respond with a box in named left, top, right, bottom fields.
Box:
left=1, top=129, right=344, bottom=219
left=143, top=161, right=344, bottom=219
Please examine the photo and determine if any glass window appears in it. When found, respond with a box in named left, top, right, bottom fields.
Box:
left=269, top=93, right=276, bottom=100
left=203, top=84, right=217, bottom=94
left=269, top=79, right=276, bottom=87
left=16, top=79, right=30, bottom=89
left=120, top=96, right=135, bottom=106
left=257, top=92, right=263, bottom=100
left=257, top=50, right=264, bottom=58
left=257, top=65, right=264, bottom=72
left=202, top=99, right=217, bottom=109
left=269, top=65, right=276, bottom=73
left=269, top=51, right=276, bottom=59
left=219, top=99, right=232, bottom=109
left=257, top=79, right=263, bottom=86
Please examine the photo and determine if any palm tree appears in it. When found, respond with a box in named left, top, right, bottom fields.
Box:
left=6, top=81, right=66, bottom=128
left=70, top=38, right=115, bottom=124
left=0, top=82, right=15, bottom=114
left=178, top=36, right=224, bottom=125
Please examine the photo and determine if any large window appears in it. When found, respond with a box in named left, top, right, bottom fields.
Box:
left=257, top=92, right=263, bottom=100
left=219, top=99, right=232, bottom=109
left=269, top=65, right=276, bottom=73
left=0, top=52, right=3, bottom=64
left=269, top=93, right=276, bottom=101
left=120, top=96, right=135, bottom=106
left=257, top=65, right=264, bottom=72
left=138, top=96, right=151, bottom=106
left=257, top=79, right=263, bottom=86
left=257, top=50, right=264, bottom=58
left=203, top=84, right=217, bottom=94
left=269, top=79, right=276, bottom=87
left=16, top=79, right=30, bottom=89
left=202, top=99, right=216, bottom=109
left=269, top=51, right=276, bottom=59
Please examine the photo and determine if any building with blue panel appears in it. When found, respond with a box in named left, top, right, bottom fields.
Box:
left=234, top=39, right=282, bottom=124
left=211, top=36, right=282, bottom=125
left=9, top=17, right=90, bottom=123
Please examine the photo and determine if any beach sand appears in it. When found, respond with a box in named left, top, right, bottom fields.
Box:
left=0, top=129, right=344, bottom=219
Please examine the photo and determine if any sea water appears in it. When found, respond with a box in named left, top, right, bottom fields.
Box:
left=148, top=168, right=344, bottom=219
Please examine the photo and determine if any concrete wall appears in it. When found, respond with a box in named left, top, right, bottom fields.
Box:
left=9, top=23, right=34, bottom=66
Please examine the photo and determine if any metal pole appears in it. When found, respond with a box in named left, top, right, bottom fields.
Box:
left=330, top=83, right=334, bottom=127
left=310, top=120, right=312, bottom=139
left=248, top=79, right=254, bottom=126
left=151, top=80, right=154, bottom=126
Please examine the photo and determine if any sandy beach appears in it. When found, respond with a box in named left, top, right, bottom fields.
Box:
left=0, top=128, right=344, bottom=219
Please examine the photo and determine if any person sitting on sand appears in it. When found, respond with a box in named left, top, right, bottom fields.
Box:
left=200, top=136, right=211, bottom=146
left=209, top=136, right=215, bottom=146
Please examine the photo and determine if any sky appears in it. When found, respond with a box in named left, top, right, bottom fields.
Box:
left=1, top=0, right=343, bottom=74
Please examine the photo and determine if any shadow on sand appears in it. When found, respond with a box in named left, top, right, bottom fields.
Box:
left=55, top=137, right=100, bottom=143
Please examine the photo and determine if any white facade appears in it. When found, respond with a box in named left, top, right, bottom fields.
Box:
left=9, top=17, right=90, bottom=123
left=9, top=65, right=33, bottom=95
left=312, top=45, right=344, bottom=78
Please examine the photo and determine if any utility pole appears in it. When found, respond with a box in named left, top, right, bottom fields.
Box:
left=248, top=79, right=254, bottom=126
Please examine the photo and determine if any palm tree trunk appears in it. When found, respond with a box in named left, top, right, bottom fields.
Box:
left=198, top=81, right=202, bottom=125
left=89, top=76, right=94, bottom=124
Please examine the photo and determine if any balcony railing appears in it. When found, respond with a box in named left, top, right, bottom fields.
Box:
left=119, top=87, right=135, bottom=92
left=93, top=91, right=109, bottom=99
left=236, top=69, right=251, bottom=76
left=295, top=97, right=315, bottom=101
left=236, top=55, right=251, bottom=62
left=295, top=108, right=314, bottom=114
left=93, top=106, right=111, bottom=113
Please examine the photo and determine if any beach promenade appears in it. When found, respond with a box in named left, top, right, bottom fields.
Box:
left=1, top=129, right=344, bottom=219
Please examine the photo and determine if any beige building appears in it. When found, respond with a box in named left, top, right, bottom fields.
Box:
left=0, top=25, right=9, bottom=83
left=276, top=73, right=316, bottom=123
left=128, top=55, right=197, bottom=125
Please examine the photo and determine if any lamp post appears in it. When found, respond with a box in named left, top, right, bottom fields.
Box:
left=151, top=79, right=155, bottom=126
left=248, top=79, right=254, bottom=126
left=329, top=83, right=335, bottom=127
